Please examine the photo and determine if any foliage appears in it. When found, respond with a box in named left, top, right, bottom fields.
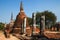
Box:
left=27, top=10, right=57, bottom=26
left=36, top=11, right=57, bottom=25
left=0, top=22, right=4, bottom=30
left=27, top=17, right=32, bottom=25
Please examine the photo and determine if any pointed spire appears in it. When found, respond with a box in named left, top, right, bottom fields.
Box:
left=11, top=12, right=13, bottom=20
left=20, top=1, right=24, bottom=12
left=4, top=22, right=6, bottom=27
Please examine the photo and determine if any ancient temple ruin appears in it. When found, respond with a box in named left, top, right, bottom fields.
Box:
left=12, top=2, right=30, bottom=34
left=4, top=1, right=40, bottom=38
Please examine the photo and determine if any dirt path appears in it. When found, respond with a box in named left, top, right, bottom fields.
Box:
left=44, top=31, right=60, bottom=39
left=0, top=31, right=20, bottom=40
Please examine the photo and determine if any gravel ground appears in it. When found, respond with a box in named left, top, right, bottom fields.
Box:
left=0, top=31, right=20, bottom=40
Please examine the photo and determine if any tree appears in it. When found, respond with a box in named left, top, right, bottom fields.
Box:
left=27, top=10, right=57, bottom=29
left=0, top=22, right=4, bottom=30
left=45, top=11, right=57, bottom=24
left=36, top=11, right=57, bottom=29
left=27, top=17, right=32, bottom=25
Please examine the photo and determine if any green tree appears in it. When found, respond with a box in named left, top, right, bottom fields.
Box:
left=27, top=17, right=32, bottom=25
left=36, top=11, right=57, bottom=25
left=27, top=10, right=57, bottom=28
left=0, top=22, right=4, bottom=30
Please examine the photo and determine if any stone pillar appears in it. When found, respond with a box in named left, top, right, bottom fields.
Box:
left=41, top=15, right=45, bottom=31
left=24, top=17, right=26, bottom=34
left=4, top=23, right=7, bottom=28
left=40, top=15, right=45, bottom=34
left=33, top=13, right=36, bottom=34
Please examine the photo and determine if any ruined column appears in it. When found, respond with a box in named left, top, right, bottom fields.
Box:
left=24, top=17, right=26, bottom=34
left=32, top=13, right=36, bottom=34
left=4, top=23, right=7, bottom=28
left=40, top=15, right=45, bottom=35
left=41, top=15, right=45, bottom=31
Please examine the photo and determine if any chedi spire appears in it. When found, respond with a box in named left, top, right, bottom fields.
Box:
left=20, top=1, right=24, bottom=12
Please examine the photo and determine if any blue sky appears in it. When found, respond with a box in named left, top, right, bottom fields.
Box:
left=0, top=0, right=60, bottom=23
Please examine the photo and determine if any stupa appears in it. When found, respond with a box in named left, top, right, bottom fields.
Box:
left=12, top=1, right=29, bottom=34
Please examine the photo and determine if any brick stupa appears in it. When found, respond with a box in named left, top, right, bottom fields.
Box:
left=12, top=2, right=29, bottom=34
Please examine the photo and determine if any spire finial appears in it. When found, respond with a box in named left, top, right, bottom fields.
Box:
left=20, top=1, right=23, bottom=12
left=11, top=12, right=13, bottom=20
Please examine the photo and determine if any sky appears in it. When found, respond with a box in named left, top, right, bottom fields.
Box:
left=0, top=0, right=60, bottom=23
